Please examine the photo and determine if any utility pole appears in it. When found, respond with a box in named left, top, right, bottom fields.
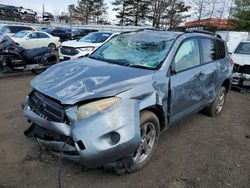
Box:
left=42, top=2, right=45, bottom=21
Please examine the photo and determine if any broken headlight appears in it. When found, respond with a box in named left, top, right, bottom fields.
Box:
left=77, top=97, right=119, bottom=121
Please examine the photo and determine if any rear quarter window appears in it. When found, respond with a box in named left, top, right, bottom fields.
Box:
left=200, top=38, right=217, bottom=63
left=8, top=26, right=32, bottom=33
left=216, top=40, right=226, bottom=59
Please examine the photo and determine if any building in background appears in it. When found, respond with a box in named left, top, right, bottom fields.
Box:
left=185, top=18, right=236, bottom=31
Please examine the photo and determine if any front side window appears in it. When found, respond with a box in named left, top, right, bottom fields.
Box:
left=28, top=33, right=38, bottom=39
left=90, top=34, right=175, bottom=69
left=234, top=42, right=250, bottom=55
left=201, top=38, right=217, bottom=63
left=174, top=39, right=200, bottom=72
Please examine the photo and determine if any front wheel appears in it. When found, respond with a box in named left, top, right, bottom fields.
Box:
left=130, top=111, right=160, bottom=172
left=204, top=86, right=227, bottom=117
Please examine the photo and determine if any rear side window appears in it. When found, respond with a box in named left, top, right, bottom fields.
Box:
left=38, top=32, right=49, bottom=38
left=58, top=30, right=65, bottom=34
left=8, top=26, right=32, bottom=33
left=216, top=40, right=226, bottom=59
left=201, top=38, right=217, bottom=63
left=174, top=38, right=200, bottom=72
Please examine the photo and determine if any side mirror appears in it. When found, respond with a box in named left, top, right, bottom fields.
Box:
left=26, top=36, right=29, bottom=40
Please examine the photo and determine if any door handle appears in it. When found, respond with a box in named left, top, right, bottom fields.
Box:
left=196, top=72, right=205, bottom=79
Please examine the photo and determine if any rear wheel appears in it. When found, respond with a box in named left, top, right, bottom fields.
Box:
left=48, top=43, right=56, bottom=51
left=130, top=111, right=160, bottom=172
left=204, top=86, right=227, bottom=117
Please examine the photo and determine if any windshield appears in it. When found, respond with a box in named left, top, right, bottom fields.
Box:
left=235, top=42, right=250, bottom=55
left=79, top=32, right=112, bottom=43
left=13, top=31, right=30, bottom=38
left=89, top=34, right=174, bottom=69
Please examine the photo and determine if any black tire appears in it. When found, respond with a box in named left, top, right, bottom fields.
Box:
left=48, top=43, right=56, bottom=51
left=204, top=86, right=227, bottom=117
left=31, top=68, right=45, bottom=75
left=130, top=110, right=160, bottom=172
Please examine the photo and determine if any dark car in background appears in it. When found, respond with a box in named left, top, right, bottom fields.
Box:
left=72, top=29, right=99, bottom=40
left=23, top=29, right=233, bottom=173
left=0, top=33, right=17, bottom=48
left=50, top=28, right=73, bottom=42
left=0, top=4, right=37, bottom=23
left=0, top=4, right=21, bottom=21
left=42, top=12, right=54, bottom=22
left=1, top=25, right=36, bottom=36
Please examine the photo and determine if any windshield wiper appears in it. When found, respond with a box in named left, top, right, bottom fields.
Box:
left=129, top=64, right=155, bottom=70
left=88, top=57, right=154, bottom=70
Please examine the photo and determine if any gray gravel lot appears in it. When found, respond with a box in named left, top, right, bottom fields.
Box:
left=0, top=75, right=249, bottom=188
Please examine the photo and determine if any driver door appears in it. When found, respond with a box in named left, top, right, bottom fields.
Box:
left=169, top=38, right=203, bottom=123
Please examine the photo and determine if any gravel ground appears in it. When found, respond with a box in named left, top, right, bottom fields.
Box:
left=0, top=75, right=249, bottom=188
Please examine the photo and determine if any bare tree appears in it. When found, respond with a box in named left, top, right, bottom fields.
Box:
left=51, top=8, right=61, bottom=22
left=191, top=0, right=210, bottom=20
left=208, top=0, right=217, bottom=18
left=148, top=0, right=170, bottom=27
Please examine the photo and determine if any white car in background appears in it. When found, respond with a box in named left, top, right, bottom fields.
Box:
left=11, top=30, right=60, bottom=50
left=18, top=7, right=37, bottom=16
left=231, top=41, right=250, bottom=87
left=59, top=32, right=118, bottom=61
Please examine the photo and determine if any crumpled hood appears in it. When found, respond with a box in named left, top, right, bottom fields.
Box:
left=231, top=53, right=250, bottom=66
left=31, top=58, right=155, bottom=105
left=62, top=40, right=101, bottom=48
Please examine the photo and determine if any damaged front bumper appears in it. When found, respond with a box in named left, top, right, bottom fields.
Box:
left=23, top=95, right=141, bottom=168
left=232, top=64, right=250, bottom=87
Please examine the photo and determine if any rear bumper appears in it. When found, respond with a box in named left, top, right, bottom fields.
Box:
left=23, top=97, right=141, bottom=168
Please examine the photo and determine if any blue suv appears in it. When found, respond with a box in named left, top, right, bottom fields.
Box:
left=23, top=29, right=233, bottom=173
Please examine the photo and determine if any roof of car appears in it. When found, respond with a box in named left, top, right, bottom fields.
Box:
left=4, top=25, right=35, bottom=28
left=125, top=29, right=226, bottom=43
left=93, top=31, right=113, bottom=34
left=121, top=29, right=182, bottom=42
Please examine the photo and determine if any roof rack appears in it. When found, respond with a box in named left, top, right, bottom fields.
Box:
left=185, top=30, right=222, bottom=39
left=119, top=28, right=165, bottom=35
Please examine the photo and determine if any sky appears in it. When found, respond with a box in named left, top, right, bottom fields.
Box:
left=0, top=0, right=117, bottom=21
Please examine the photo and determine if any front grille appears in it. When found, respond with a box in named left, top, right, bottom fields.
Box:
left=29, top=91, right=67, bottom=123
left=60, top=46, right=79, bottom=56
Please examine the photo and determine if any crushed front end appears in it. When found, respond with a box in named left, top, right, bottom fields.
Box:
left=232, top=64, right=250, bottom=91
left=23, top=90, right=141, bottom=168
